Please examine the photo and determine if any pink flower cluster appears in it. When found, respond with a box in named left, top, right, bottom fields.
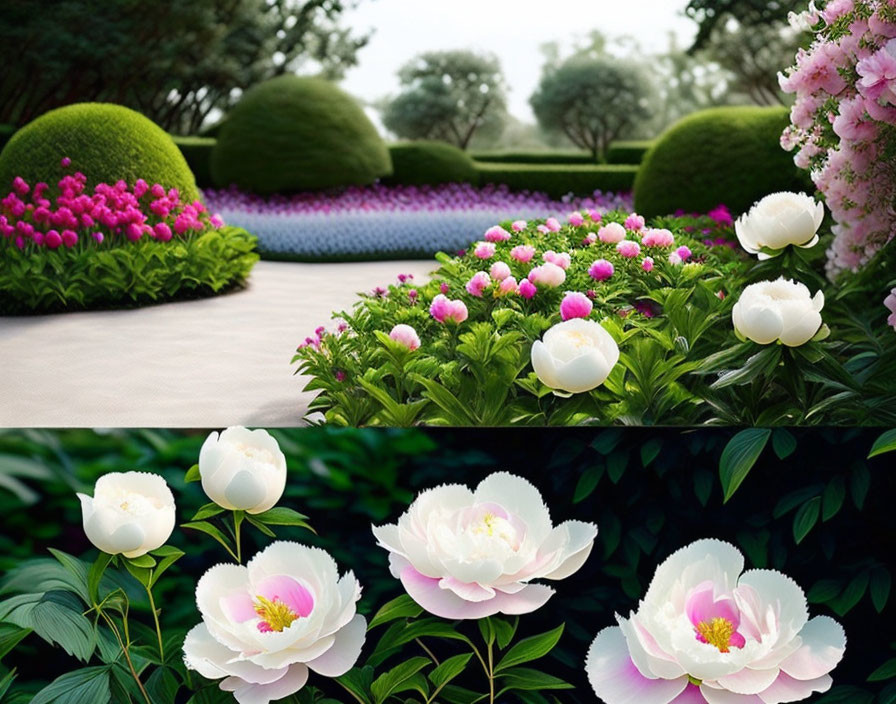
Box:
left=1, top=159, right=223, bottom=251
left=780, top=1, right=896, bottom=280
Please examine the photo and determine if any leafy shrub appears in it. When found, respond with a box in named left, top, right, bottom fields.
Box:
left=211, top=75, right=392, bottom=194
left=0, top=166, right=257, bottom=312
left=0, top=103, right=201, bottom=202
left=171, top=135, right=215, bottom=189
left=472, top=150, right=596, bottom=164
left=634, top=106, right=808, bottom=217
left=476, top=163, right=638, bottom=198
left=605, top=140, right=654, bottom=165
left=384, top=141, right=478, bottom=186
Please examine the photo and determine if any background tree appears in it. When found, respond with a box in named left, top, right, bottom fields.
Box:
left=381, top=50, right=508, bottom=150
left=0, top=0, right=369, bottom=133
left=685, top=0, right=804, bottom=51
left=530, top=56, right=656, bottom=161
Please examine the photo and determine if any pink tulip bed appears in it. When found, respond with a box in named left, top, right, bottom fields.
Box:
left=0, top=160, right=258, bottom=313
left=2, top=426, right=893, bottom=704
left=292, top=199, right=896, bottom=427
left=203, top=184, right=633, bottom=261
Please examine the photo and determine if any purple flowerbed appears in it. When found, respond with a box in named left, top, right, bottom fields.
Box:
left=204, top=183, right=633, bottom=261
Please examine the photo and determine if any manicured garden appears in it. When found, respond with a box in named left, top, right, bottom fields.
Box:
left=0, top=426, right=893, bottom=704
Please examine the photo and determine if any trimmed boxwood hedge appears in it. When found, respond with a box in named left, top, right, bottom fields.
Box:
left=472, top=150, right=597, bottom=164
left=475, top=163, right=638, bottom=197
left=385, top=141, right=478, bottom=186
left=634, top=106, right=809, bottom=217
left=172, top=135, right=215, bottom=189
left=0, top=104, right=201, bottom=202
left=606, top=140, right=654, bottom=165
left=210, top=75, right=392, bottom=194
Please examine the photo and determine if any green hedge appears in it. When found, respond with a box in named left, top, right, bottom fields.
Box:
left=472, top=150, right=597, bottom=164
left=0, top=103, right=201, bottom=202
left=634, top=106, right=808, bottom=217
left=172, top=135, right=215, bottom=189
left=211, top=75, right=392, bottom=194
left=385, top=141, right=478, bottom=186
left=475, top=163, right=638, bottom=198
left=606, top=140, right=654, bottom=165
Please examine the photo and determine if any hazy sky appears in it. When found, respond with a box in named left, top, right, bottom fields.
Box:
left=340, top=0, right=697, bottom=122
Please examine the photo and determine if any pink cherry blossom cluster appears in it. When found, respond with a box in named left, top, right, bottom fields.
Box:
left=780, top=0, right=896, bottom=280
left=1, top=159, right=224, bottom=251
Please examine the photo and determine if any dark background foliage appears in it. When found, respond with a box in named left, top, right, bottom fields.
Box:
left=0, top=427, right=893, bottom=703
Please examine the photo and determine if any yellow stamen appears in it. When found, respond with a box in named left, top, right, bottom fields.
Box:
left=254, top=596, right=299, bottom=632
left=565, top=331, right=593, bottom=348
left=696, top=617, right=735, bottom=653
left=472, top=513, right=498, bottom=536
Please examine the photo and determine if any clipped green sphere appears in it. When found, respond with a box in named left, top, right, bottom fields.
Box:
left=634, top=106, right=809, bottom=217
left=211, top=75, right=392, bottom=194
left=385, top=141, right=478, bottom=186
left=0, top=103, right=200, bottom=201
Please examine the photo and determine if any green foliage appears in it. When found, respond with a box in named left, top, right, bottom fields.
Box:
left=211, top=75, right=391, bottom=194
left=0, top=103, right=201, bottom=202
left=685, top=0, right=803, bottom=51
left=0, top=226, right=258, bottom=313
left=381, top=50, right=508, bottom=150
left=634, top=106, right=809, bottom=217
left=385, top=142, right=478, bottom=187
left=0, top=0, right=369, bottom=133
left=171, top=136, right=215, bottom=189
left=531, top=56, right=656, bottom=161
left=472, top=150, right=596, bottom=165
left=475, top=163, right=638, bottom=197
left=605, top=140, right=654, bottom=165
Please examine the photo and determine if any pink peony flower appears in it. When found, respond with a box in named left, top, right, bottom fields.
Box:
left=154, top=222, right=173, bottom=242
left=560, top=291, right=593, bottom=321
left=484, top=225, right=511, bottom=242
left=490, top=261, right=512, bottom=281
left=568, top=211, right=585, bottom=227
left=430, top=294, right=468, bottom=324
left=389, top=324, right=421, bottom=351
left=583, top=232, right=598, bottom=246
left=465, top=271, right=492, bottom=297
left=669, top=252, right=683, bottom=265
left=545, top=217, right=562, bottom=232
left=519, top=278, right=537, bottom=299
left=45, top=230, right=62, bottom=249
left=511, top=219, right=527, bottom=232
left=616, top=240, right=641, bottom=258
left=498, top=276, right=518, bottom=296
left=598, top=222, right=626, bottom=243
left=510, top=244, right=536, bottom=263
left=528, top=262, right=566, bottom=287
left=473, top=241, right=496, bottom=259
left=642, top=256, right=655, bottom=272
left=641, top=228, right=675, bottom=247
left=589, top=259, right=615, bottom=281
left=624, top=213, right=646, bottom=231
left=885, top=288, right=896, bottom=329
left=61, top=229, right=78, bottom=247
left=542, top=250, right=571, bottom=269
left=60, top=157, right=71, bottom=168
left=676, top=245, right=693, bottom=262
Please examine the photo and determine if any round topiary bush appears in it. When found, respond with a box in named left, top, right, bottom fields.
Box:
left=0, top=103, right=201, bottom=202
left=634, top=106, right=809, bottom=218
left=385, top=141, right=478, bottom=186
left=211, top=75, right=392, bottom=194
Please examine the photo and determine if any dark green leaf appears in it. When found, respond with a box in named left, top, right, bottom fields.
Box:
left=87, top=552, right=113, bottom=605
left=870, top=567, right=891, bottom=614
left=370, top=657, right=430, bottom=703
left=868, top=429, right=896, bottom=458
left=793, top=497, right=821, bottom=544
left=30, top=665, right=111, bottom=704
left=822, top=477, right=846, bottom=522
left=494, top=624, right=563, bottom=673
left=251, top=507, right=315, bottom=533
left=772, top=429, right=797, bottom=460
left=0, top=623, right=30, bottom=660
left=191, top=503, right=225, bottom=521
left=368, top=594, right=423, bottom=631
left=720, top=429, right=771, bottom=502
left=868, top=658, right=896, bottom=682
left=496, top=667, right=573, bottom=694
left=428, top=653, right=472, bottom=690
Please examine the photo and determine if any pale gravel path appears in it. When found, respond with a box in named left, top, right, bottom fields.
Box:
left=0, top=260, right=433, bottom=428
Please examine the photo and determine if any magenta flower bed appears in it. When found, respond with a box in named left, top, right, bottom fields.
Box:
left=203, top=183, right=634, bottom=261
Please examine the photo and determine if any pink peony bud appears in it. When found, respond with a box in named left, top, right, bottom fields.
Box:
left=389, top=324, right=421, bottom=351
left=642, top=256, right=655, bottom=272
left=511, top=219, right=527, bottom=232
left=598, top=222, right=626, bottom=243
left=528, top=262, right=566, bottom=287
left=484, top=225, right=511, bottom=242
left=518, top=278, right=537, bottom=299
left=543, top=250, right=571, bottom=269
left=12, top=177, right=29, bottom=195
left=676, top=245, right=693, bottom=262
left=616, top=240, right=641, bottom=258
left=154, top=222, right=173, bottom=241
left=545, top=217, right=562, bottom=232
left=537, top=224, right=550, bottom=235
left=430, top=294, right=468, bottom=324
left=583, top=232, right=598, bottom=246
left=490, top=261, right=512, bottom=281
left=560, top=291, right=594, bottom=321
left=589, top=259, right=614, bottom=281
left=498, top=276, right=518, bottom=295
left=93, top=232, right=104, bottom=243
left=440, top=282, right=450, bottom=294
left=45, top=230, right=62, bottom=248
left=568, top=211, right=585, bottom=227
left=587, top=209, right=603, bottom=223
left=466, top=271, right=492, bottom=297
left=61, top=229, right=78, bottom=247
left=60, top=157, right=71, bottom=168
left=641, top=228, right=675, bottom=247
left=668, top=252, right=683, bottom=265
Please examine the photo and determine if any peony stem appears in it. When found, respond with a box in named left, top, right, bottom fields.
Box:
left=469, top=640, right=495, bottom=704
left=234, top=511, right=244, bottom=564
left=101, top=610, right=151, bottom=704
left=416, top=637, right=440, bottom=666
left=144, top=580, right=165, bottom=663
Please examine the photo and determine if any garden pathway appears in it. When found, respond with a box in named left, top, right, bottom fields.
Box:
left=0, top=260, right=434, bottom=427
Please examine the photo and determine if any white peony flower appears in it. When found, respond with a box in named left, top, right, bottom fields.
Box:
left=586, top=539, right=846, bottom=704
left=199, top=427, right=287, bottom=514
left=735, top=192, right=824, bottom=260
left=183, top=541, right=365, bottom=704
left=732, top=277, right=825, bottom=347
left=373, top=472, right=597, bottom=620
left=77, top=471, right=175, bottom=558
left=531, top=318, right=620, bottom=394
